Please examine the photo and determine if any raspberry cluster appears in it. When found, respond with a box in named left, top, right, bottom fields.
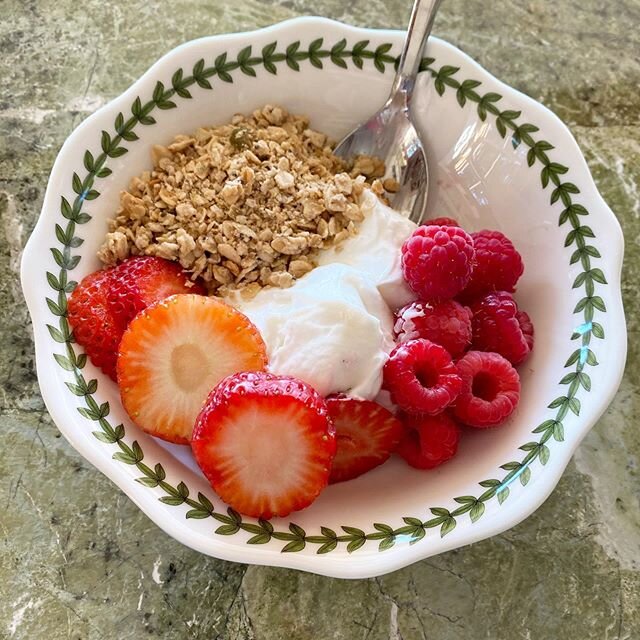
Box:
left=387, top=217, right=534, bottom=469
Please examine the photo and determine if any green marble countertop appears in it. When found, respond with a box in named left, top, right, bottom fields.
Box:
left=2, top=1, right=639, bottom=637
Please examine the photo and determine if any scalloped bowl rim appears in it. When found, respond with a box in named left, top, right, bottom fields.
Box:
left=21, top=16, right=626, bottom=578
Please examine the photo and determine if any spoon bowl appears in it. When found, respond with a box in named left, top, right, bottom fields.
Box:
left=334, top=0, right=442, bottom=224
left=334, top=93, right=428, bottom=222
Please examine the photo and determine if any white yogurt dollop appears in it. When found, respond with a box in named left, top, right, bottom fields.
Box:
left=227, top=193, right=417, bottom=399
left=318, top=191, right=417, bottom=310
left=234, top=264, right=393, bottom=398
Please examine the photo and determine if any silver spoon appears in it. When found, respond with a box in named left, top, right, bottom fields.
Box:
left=334, top=0, right=443, bottom=224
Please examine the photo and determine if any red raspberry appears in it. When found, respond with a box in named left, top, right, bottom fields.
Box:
left=517, top=310, right=535, bottom=353
left=396, top=412, right=461, bottom=469
left=453, top=351, right=520, bottom=428
left=423, top=216, right=460, bottom=227
left=461, top=230, right=524, bottom=300
left=394, top=300, right=472, bottom=358
left=383, top=339, right=462, bottom=415
left=401, top=226, right=475, bottom=301
left=470, top=292, right=534, bottom=365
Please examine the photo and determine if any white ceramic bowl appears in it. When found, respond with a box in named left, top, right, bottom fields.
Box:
left=21, top=17, right=626, bottom=578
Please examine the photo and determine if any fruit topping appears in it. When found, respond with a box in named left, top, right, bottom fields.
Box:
left=470, top=292, right=534, bottom=365
left=108, top=256, right=206, bottom=327
left=67, top=270, right=122, bottom=380
left=326, top=396, right=404, bottom=483
left=117, top=294, right=267, bottom=444
left=383, top=339, right=463, bottom=415
left=401, top=225, right=476, bottom=301
left=461, top=230, right=524, bottom=300
left=191, top=371, right=336, bottom=518
left=396, top=412, right=461, bottom=469
left=423, top=216, right=460, bottom=227
left=453, top=351, right=520, bottom=428
left=394, top=300, right=473, bottom=358
left=67, top=256, right=205, bottom=381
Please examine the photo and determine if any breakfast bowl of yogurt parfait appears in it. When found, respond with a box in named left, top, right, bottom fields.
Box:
left=21, top=17, right=626, bottom=578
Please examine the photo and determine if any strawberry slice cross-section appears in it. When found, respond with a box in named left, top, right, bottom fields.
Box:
left=117, top=294, right=267, bottom=444
left=67, top=256, right=206, bottom=381
left=327, top=396, right=404, bottom=483
left=192, top=371, right=336, bottom=519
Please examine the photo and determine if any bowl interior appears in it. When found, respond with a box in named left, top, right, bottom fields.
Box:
left=26, top=23, right=623, bottom=572
left=68, top=54, right=568, bottom=532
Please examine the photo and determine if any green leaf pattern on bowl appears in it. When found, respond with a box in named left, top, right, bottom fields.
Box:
left=45, top=39, right=606, bottom=554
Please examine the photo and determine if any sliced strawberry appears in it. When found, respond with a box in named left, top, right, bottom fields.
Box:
left=67, top=269, right=122, bottom=380
left=191, top=372, right=336, bottom=518
left=67, top=257, right=205, bottom=382
left=326, top=396, right=404, bottom=483
left=109, top=256, right=206, bottom=327
left=117, top=294, right=267, bottom=444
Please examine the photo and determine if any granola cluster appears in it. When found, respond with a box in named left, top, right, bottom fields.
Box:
left=98, top=105, right=386, bottom=297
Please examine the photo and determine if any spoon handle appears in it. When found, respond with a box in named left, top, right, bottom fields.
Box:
left=390, top=0, right=443, bottom=101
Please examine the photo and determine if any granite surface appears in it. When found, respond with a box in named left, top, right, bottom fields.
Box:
left=2, top=0, right=639, bottom=638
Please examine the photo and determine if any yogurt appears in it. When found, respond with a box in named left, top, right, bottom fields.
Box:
left=318, top=190, right=417, bottom=310
left=227, top=193, right=417, bottom=399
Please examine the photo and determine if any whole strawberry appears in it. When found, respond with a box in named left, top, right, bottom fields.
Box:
left=401, top=225, right=476, bottom=301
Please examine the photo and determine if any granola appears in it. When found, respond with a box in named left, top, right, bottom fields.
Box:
left=98, top=105, right=384, bottom=297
